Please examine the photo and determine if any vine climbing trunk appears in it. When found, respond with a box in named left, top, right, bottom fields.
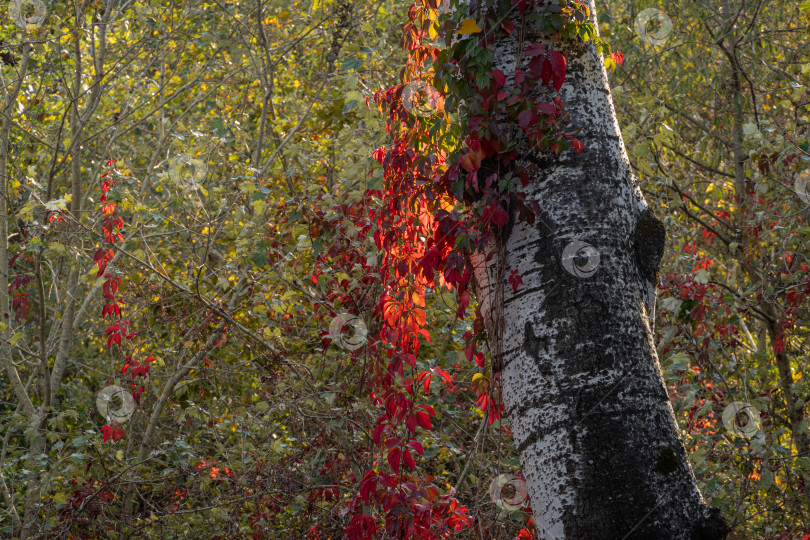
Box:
left=470, top=1, right=729, bottom=538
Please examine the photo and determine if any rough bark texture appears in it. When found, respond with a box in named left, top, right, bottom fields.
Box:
left=471, top=2, right=729, bottom=538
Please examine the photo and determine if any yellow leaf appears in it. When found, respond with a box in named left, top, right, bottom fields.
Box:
left=457, top=19, right=482, bottom=35
left=428, top=21, right=439, bottom=40
left=10, top=331, right=24, bottom=346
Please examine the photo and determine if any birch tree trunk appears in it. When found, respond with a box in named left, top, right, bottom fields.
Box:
left=471, top=1, right=730, bottom=537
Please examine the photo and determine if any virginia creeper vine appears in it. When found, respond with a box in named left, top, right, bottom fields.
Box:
left=339, top=0, right=622, bottom=538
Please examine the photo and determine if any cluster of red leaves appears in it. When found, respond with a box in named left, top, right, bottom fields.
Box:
left=10, top=273, right=32, bottom=321
left=659, top=272, right=741, bottom=347
left=339, top=1, right=605, bottom=537
left=100, top=422, right=125, bottom=443
left=303, top=189, right=469, bottom=537
left=341, top=0, right=596, bottom=537
left=95, top=160, right=154, bottom=442
left=56, top=475, right=115, bottom=534
left=7, top=229, right=33, bottom=323
left=309, top=190, right=382, bottom=363
left=194, top=459, right=234, bottom=479
left=95, top=160, right=123, bottom=277
left=121, top=355, right=155, bottom=404
left=348, top=470, right=469, bottom=539
left=774, top=254, right=810, bottom=355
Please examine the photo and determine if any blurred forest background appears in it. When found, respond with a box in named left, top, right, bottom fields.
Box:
left=0, top=0, right=809, bottom=538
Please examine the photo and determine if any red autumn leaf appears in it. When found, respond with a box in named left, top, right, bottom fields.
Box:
left=492, top=69, right=506, bottom=87
left=548, top=50, right=567, bottom=91
left=94, top=248, right=114, bottom=276
left=506, top=94, right=523, bottom=107
left=384, top=436, right=401, bottom=449
left=477, top=393, right=489, bottom=411
left=102, top=277, right=120, bottom=297
left=372, top=423, right=386, bottom=445
left=417, top=404, right=435, bottom=416
left=465, top=341, right=475, bottom=362
left=416, top=411, right=432, bottom=430
left=107, top=332, right=122, bottom=350
left=468, top=114, right=486, bottom=132
left=540, top=57, right=552, bottom=87
left=518, top=109, right=534, bottom=130
left=346, top=514, right=377, bottom=540
left=484, top=204, right=509, bottom=227
left=102, top=303, right=121, bottom=318
left=406, top=414, right=417, bottom=433
left=407, top=440, right=424, bottom=455
left=405, top=308, right=426, bottom=330
left=372, top=148, right=386, bottom=164
left=435, top=367, right=454, bottom=387
left=384, top=394, right=398, bottom=416
left=536, top=101, right=556, bottom=115
left=358, top=472, right=378, bottom=504
left=460, top=154, right=476, bottom=173
left=520, top=171, right=530, bottom=187
left=501, top=20, right=514, bottom=34
left=402, top=448, right=416, bottom=470
left=475, top=352, right=486, bottom=368
left=509, top=269, right=524, bottom=292
left=524, top=42, right=546, bottom=57
left=528, top=55, right=543, bottom=79
left=100, top=424, right=125, bottom=443
left=388, top=448, right=401, bottom=473
left=610, top=51, right=624, bottom=66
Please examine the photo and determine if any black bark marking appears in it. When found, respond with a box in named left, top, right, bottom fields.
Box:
left=523, top=320, right=542, bottom=359
left=655, top=447, right=679, bottom=475
left=633, top=208, right=666, bottom=285
left=522, top=321, right=553, bottom=378
left=692, top=507, right=730, bottom=540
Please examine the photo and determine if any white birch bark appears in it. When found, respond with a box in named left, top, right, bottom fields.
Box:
left=471, top=1, right=729, bottom=537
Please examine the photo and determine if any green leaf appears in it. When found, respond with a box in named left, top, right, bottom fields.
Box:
left=47, top=241, right=66, bottom=256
